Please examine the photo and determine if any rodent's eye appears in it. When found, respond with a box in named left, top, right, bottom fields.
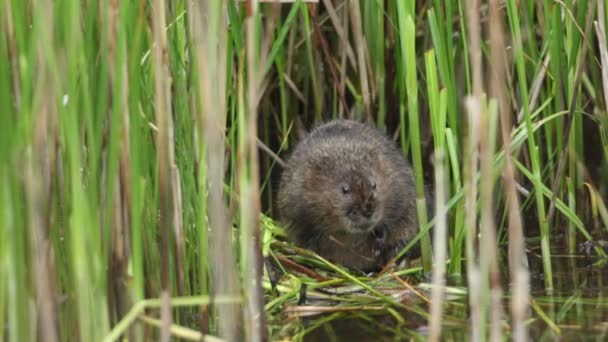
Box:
left=341, top=185, right=351, bottom=194
left=371, top=181, right=377, bottom=190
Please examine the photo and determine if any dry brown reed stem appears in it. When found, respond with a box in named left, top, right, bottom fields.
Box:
left=387, top=271, right=430, bottom=304
left=257, top=137, right=286, bottom=167
left=478, top=75, right=502, bottom=342
left=466, top=0, right=483, bottom=97
left=466, top=0, right=507, bottom=339
left=28, top=1, right=60, bottom=340
left=286, top=13, right=296, bottom=77
left=284, top=305, right=386, bottom=315
left=187, top=2, right=208, bottom=334
left=464, top=0, right=483, bottom=340
left=516, top=55, right=550, bottom=123
left=594, top=0, right=608, bottom=232
left=194, top=2, right=242, bottom=340
left=243, top=3, right=266, bottom=341
left=28, top=116, right=60, bottom=342
left=476, top=25, right=503, bottom=342
left=273, top=255, right=330, bottom=282
left=348, top=0, right=370, bottom=119
left=172, top=169, right=185, bottom=295
left=107, top=0, right=133, bottom=330
left=429, top=149, right=447, bottom=342
left=480, top=11, right=501, bottom=342
left=150, top=0, right=174, bottom=340
left=488, top=0, right=529, bottom=340
left=282, top=74, right=306, bottom=103
left=338, top=0, right=350, bottom=117
left=596, top=0, right=608, bottom=123
left=320, top=0, right=356, bottom=68
left=310, top=7, right=349, bottom=113
left=464, top=98, right=482, bottom=342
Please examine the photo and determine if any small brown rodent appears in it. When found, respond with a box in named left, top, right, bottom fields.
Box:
left=278, top=119, right=420, bottom=272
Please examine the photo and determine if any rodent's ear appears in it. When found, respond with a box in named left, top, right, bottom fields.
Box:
left=293, top=117, right=308, bottom=140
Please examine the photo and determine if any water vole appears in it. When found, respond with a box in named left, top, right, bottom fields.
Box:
left=278, top=119, right=420, bottom=272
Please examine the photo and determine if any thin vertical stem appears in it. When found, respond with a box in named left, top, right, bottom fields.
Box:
left=464, top=98, right=482, bottom=342
left=196, top=1, right=242, bottom=340
left=506, top=0, right=553, bottom=291
left=488, top=0, right=529, bottom=340
left=464, top=0, right=483, bottom=339
left=429, top=149, right=447, bottom=341
left=241, top=2, right=266, bottom=341
left=396, top=0, right=432, bottom=274
left=349, top=0, right=370, bottom=119
left=150, top=0, right=173, bottom=339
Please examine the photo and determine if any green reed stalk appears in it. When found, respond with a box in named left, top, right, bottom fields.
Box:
left=0, top=48, right=6, bottom=334
left=567, top=177, right=576, bottom=253
left=123, top=2, right=147, bottom=326
left=446, top=129, right=465, bottom=276
left=506, top=0, right=553, bottom=291
left=301, top=4, right=322, bottom=119
left=426, top=51, right=447, bottom=150
left=456, top=0, right=472, bottom=94
left=348, top=0, right=370, bottom=119
left=513, top=159, right=601, bottom=246
left=0, top=180, right=7, bottom=340
left=67, top=0, right=113, bottom=338
left=264, top=3, right=301, bottom=76
left=3, top=182, right=29, bottom=342
left=428, top=6, right=459, bottom=135
left=426, top=49, right=448, bottom=341
left=567, top=113, right=581, bottom=251
left=396, top=0, right=432, bottom=274
left=3, top=179, right=29, bottom=342
left=363, top=0, right=385, bottom=127
left=3, top=1, right=30, bottom=340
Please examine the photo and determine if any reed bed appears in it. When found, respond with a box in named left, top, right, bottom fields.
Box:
left=1, top=0, right=608, bottom=341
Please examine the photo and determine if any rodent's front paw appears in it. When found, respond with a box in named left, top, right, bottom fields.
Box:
left=371, top=226, right=386, bottom=243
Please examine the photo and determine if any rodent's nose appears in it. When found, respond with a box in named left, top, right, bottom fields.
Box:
left=362, top=203, right=374, bottom=218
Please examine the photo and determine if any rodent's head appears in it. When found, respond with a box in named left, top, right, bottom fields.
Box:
left=335, top=172, right=383, bottom=234
left=303, top=155, right=387, bottom=235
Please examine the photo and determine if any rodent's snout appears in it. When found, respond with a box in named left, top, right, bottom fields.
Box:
left=362, top=193, right=377, bottom=217
left=344, top=193, right=380, bottom=233
left=362, top=200, right=375, bottom=218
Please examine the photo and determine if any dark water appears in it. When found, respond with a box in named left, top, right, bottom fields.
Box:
left=525, top=246, right=608, bottom=340
left=272, top=245, right=608, bottom=341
